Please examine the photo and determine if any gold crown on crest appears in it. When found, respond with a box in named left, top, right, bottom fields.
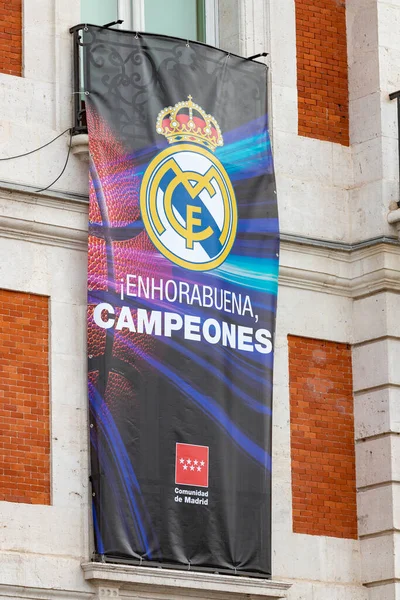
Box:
left=156, top=96, right=223, bottom=152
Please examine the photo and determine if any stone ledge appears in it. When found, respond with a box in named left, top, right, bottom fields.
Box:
left=71, top=134, right=89, bottom=163
left=2, top=181, right=400, bottom=298
left=82, top=562, right=291, bottom=599
left=0, top=584, right=93, bottom=600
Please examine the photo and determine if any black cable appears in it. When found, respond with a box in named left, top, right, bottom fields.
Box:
left=0, top=127, right=72, bottom=161
left=35, top=129, right=73, bottom=193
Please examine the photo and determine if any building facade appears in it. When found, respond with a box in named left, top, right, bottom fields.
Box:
left=0, top=1, right=399, bottom=600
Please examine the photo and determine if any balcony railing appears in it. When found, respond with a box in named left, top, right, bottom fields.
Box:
left=71, top=24, right=88, bottom=134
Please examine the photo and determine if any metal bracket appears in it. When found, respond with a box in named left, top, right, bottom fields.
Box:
left=247, top=52, right=268, bottom=61
left=103, top=20, right=124, bottom=28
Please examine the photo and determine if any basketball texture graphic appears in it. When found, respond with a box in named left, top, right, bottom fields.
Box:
left=87, top=108, right=171, bottom=408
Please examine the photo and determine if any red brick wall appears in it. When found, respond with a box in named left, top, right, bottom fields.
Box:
left=288, top=336, right=357, bottom=539
left=0, top=290, right=50, bottom=504
left=0, top=0, right=23, bottom=77
left=295, top=0, right=349, bottom=145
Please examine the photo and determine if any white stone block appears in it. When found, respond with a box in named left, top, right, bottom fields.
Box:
left=51, top=402, right=89, bottom=504
left=0, top=238, right=50, bottom=296
left=361, top=533, right=395, bottom=584
left=349, top=180, right=397, bottom=242
left=353, top=338, right=400, bottom=392
left=378, top=2, right=400, bottom=52
left=47, top=246, right=88, bottom=304
left=350, top=92, right=382, bottom=145
left=271, top=85, right=298, bottom=136
left=271, top=336, right=293, bottom=540
left=347, top=0, right=380, bottom=101
left=332, top=144, right=354, bottom=189
left=392, top=484, right=400, bottom=531
left=0, top=553, right=92, bottom=592
left=24, top=32, right=55, bottom=84
left=272, top=331, right=290, bottom=389
left=312, top=584, right=368, bottom=600
left=379, top=46, right=400, bottom=92
left=381, top=92, right=399, bottom=139
left=380, top=0, right=400, bottom=6
left=37, top=142, right=89, bottom=197
left=51, top=300, right=87, bottom=358
left=240, top=0, right=270, bottom=57
left=353, top=291, right=400, bottom=341
left=374, top=534, right=400, bottom=585
left=57, top=0, right=81, bottom=26
left=356, top=434, right=400, bottom=488
left=0, top=240, right=87, bottom=311
left=273, top=533, right=323, bottom=582
left=218, top=0, right=241, bottom=53
left=381, top=134, right=400, bottom=182
left=276, top=286, right=353, bottom=343
left=348, top=51, right=380, bottom=102
left=367, top=582, right=397, bottom=600
left=274, top=132, right=334, bottom=184
left=272, top=477, right=293, bottom=541
left=277, top=176, right=350, bottom=241
left=353, top=293, right=389, bottom=343
left=385, top=339, right=400, bottom=387
left=0, top=80, right=54, bottom=126
left=347, top=0, right=377, bottom=56
left=0, top=120, right=88, bottom=196
left=354, top=387, right=400, bottom=439
left=357, top=484, right=394, bottom=535
left=0, top=502, right=87, bottom=558
left=319, top=537, right=363, bottom=584
left=274, top=534, right=362, bottom=584
left=352, top=138, right=384, bottom=187
left=269, top=0, right=297, bottom=88
left=286, top=580, right=312, bottom=600
left=51, top=353, right=87, bottom=410
left=386, top=292, right=400, bottom=336
left=395, top=533, right=400, bottom=580
left=52, top=435, right=86, bottom=508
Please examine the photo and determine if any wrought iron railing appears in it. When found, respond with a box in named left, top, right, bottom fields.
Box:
left=389, top=90, right=400, bottom=208
left=70, top=24, right=90, bottom=134
left=70, top=23, right=268, bottom=138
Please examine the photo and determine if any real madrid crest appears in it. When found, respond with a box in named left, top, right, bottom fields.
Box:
left=140, top=96, right=237, bottom=271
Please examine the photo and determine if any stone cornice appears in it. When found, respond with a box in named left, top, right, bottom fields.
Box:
left=1, top=184, right=400, bottom=297
left=0, top=214, right=88, bottom=251
left=81, top=562, right=291, bottom=599
left=0, top=180, right=88, bottom=209
left=280, top=238, right=400, bottom=298
left=0, top=584, right=93, bottom=600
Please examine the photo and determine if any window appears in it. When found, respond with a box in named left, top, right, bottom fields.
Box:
left=81, top=0, right=116, bottom=27
left=81, top=0, right=218, bottom=45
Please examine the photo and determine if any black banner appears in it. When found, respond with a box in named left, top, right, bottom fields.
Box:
left=85, top=25, right=279, bottom=577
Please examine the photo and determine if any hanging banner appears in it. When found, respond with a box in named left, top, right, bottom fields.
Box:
left=85, top=25, right=279, bottom=577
